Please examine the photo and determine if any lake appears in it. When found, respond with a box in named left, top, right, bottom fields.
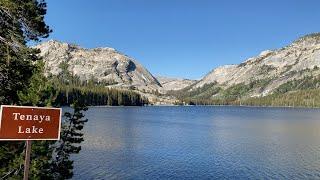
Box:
left=72, top=106, right=320, bottom=179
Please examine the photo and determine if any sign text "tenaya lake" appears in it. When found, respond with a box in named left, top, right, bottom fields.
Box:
left=0, top=105, right=62, bottom=140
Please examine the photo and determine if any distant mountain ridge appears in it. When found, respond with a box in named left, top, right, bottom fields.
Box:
left=185, top=33, right=320, bottom=99
left=156, top=76, right=196, bottom=91
left=35, top=33, right=320, bottom=106
left=35, top=40, right=194, bottom=104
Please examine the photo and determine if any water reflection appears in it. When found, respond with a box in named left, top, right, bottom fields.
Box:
left=72, top=106, right=320, bottom=179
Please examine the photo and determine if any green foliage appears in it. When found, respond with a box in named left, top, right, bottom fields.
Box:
left=0, top=0, right=56, bottom=179
left=0, top=46, right=38, bottom=104
left=0, top=142, right=25, bottom=179
left=170, top=77, right=275, bottom=105
left=248, top=78, right=272, bottom=89
left=169, top=76, right=320, bottom=107
left=275, top=75, right=320, bottom=94
left=179, top=82, right=251, bottom=104
left=184, top=89, right=320, bottom=108
left=49, top=70, right=148, bottom=106
left=55, top=85, right=148, bottom=106
left=29, top=141, right=55, bottom=179
left=0, top=0, right=51, bottom=104
left=0, top=1, right=90, bottom=179
left=18, top=60, right=57, bottom=106
left=220, top=83, right=250, bottom=100
left=51, top=101, right=88, bottom=179
left=242, top=89, right=320, bottom=108
left=0, top=0, right=51, bottom=42
left=44, top=60, right=148, bottom=106
left=168, top=82, right=220, bottom=99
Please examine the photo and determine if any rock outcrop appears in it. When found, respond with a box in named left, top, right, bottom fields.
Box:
left=192, top=33, right=320, bottom=97
left=35, top=40, right=162, bottom=91
left=35, top=33, right=320, bottom=103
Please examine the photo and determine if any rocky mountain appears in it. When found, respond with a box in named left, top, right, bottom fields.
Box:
left=35, top=40, right=162, bottom=92
left=188, top=33, right=320, bottom=98
left=156, top=76, right=196, bottom=91
left=35, top=33, right=320, bottom=106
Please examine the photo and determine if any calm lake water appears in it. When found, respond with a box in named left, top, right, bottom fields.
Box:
left=72, top=106, right=320, bottom=179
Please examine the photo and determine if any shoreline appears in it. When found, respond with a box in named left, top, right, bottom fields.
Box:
left=87, top=104, right=320, bottom=109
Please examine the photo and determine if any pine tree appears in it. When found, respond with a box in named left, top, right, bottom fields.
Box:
left=0, top=0, right=52, bottom=178
left=51, top=101, right=88, bottom=179
left=0, top=0, right=51, bottom=104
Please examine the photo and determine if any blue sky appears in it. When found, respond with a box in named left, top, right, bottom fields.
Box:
left=44, top=0, right=320, bottom=79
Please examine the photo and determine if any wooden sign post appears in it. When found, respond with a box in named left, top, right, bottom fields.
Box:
left=0, top=105, right=62, bottom=180
left=23, top=140, right=32, bottom=180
